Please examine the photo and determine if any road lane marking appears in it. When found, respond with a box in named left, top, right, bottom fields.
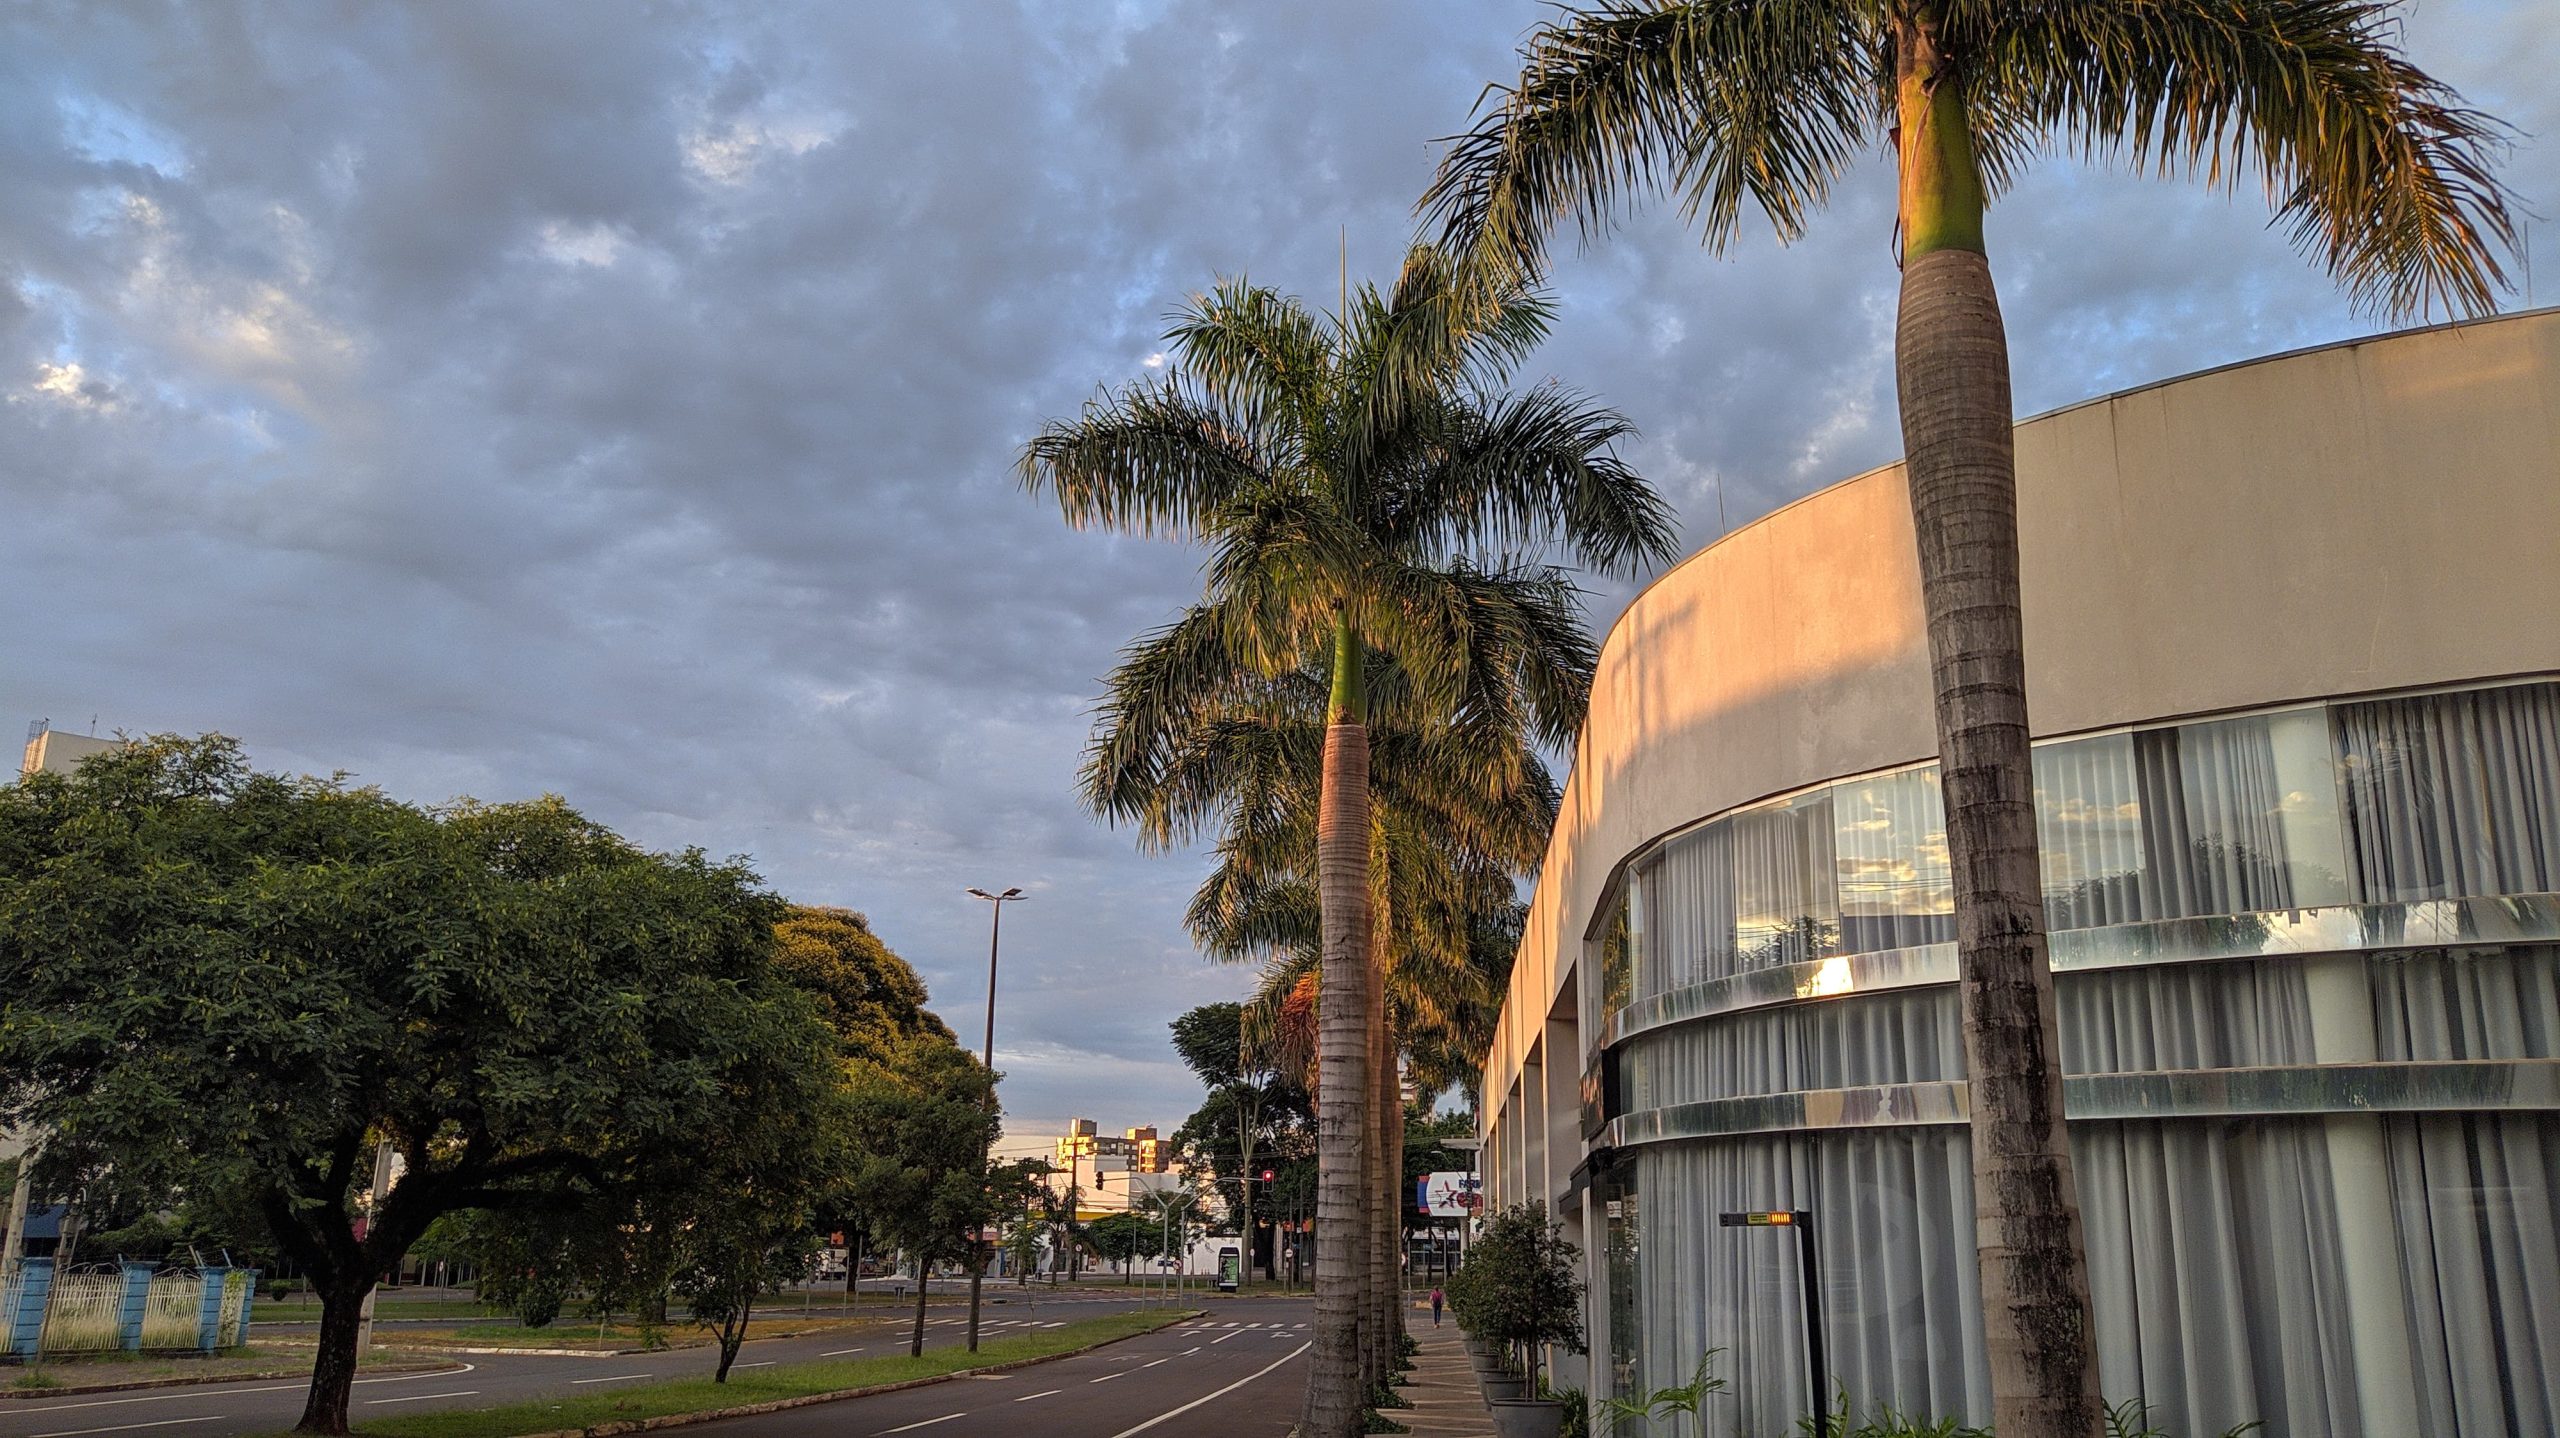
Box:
left=364, top=1390, right=479, bottom=1405
left=1212, top=1330, right=1242, bottom=1343
left=1013, top=1390, right=1063, bottom=1403
left=1040, top=1321, right=1065, bottom=1328
left=32, top=1419, right=227, bottom=1438
left=822, top=1347, right=867, bottom=1356
left=732, top=1361, right=775, bottom=1370
left=572, top=1374, right=653, bottom=1384
left=877, top=1415, right=964, bottom=1434
left=1141, top=1358, right=1169, bottom=1369
left=1105, top=1343, right=1312, bottom=1438
left=1181, top=1346, right=1201, bottom=1355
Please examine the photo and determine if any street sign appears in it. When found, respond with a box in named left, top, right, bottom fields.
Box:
left=1720, top=1211, right=1796, bottom=1227
left=1420, top=1172, right=1481, bottom=1217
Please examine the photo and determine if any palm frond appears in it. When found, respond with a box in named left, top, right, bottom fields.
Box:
left=1966, top=0, right=2516, bottom=317
left=1019, top=376, right=1287, bottom=539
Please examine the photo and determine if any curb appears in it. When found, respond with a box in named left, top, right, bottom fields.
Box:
left=499, top=1309, right=1202, bottom=1438
left=0, top=1361, right=463, bottom=1400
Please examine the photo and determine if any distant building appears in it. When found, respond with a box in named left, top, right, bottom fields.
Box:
left=20, top=724, right=123, bottom=779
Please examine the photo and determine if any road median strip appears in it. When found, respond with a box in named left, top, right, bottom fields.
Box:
left=328, top=1308, right=1200, bottom=1438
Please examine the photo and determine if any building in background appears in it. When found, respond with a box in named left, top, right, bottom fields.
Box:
left=1477, top=310, right=2560, bottom=1438
left=21, top=723, right=123, bottom=779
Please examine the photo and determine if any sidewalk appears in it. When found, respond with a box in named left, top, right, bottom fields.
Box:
left=1399, top=1304, right=1496, bottom=1438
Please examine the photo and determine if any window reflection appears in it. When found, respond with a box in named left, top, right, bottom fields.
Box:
left=1835, top=766, right=1955, bottom=951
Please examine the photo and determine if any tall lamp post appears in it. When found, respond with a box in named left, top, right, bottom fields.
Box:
left=963, top=886, right=1025, bottom=1354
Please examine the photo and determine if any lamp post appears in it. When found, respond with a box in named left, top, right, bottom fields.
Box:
left=963, top=886, right=1024, bottom=1354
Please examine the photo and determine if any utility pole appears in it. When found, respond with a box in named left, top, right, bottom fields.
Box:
left=962, top=887, right=1024, bottom=1354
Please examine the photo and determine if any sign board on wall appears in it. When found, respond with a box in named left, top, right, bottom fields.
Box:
left=1419, top=1171, right=1481, bottom=1218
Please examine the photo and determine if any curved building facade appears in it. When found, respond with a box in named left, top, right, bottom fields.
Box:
left=1477, top=309, right=2560, bottom=1438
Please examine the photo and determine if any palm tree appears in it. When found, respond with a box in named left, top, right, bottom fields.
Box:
left=1420, top=7, right=2515, bottom=1434
left=1025, top=252, right=1673, bottom=1438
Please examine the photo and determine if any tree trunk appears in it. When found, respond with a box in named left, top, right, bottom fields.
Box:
left=714, top=1295, right=751, bottom=1382
left=1301, top=613, right=1373, bottom=1438
left=909, top=1263, right=929, bottom=1357
left=1364, top=943, right=1394, bottom=1397
left=293, top=1276, right=372, bottom=1435
left=1893, top=18, right=2101, bottom=1438
left=1384, top=1042, right=1406, bottom=1378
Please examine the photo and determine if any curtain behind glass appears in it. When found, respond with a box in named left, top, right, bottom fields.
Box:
left=1624, top=990, right=1962, bottom=1109
left=2337, top=682, right=2560, bottom=902
left=2386, top=1112, right=2560, bottom=1437
left=1644, top=822, right=1734, bottom=997
left=2373, top=946, right=2559, bottom=1061
left=2058, top=960, right=2319, bottom=1074
left=1732, top=792, right=1838, bottom=969
left=2037, top=733, right=2151, bottom=928
left=1835, top=767, right=1956, bottom=952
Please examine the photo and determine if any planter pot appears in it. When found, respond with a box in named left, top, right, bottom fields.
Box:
left=1479, top=1373, right=1529, bottom=1403
left=1487, top=1399, right=1566, bottom=1438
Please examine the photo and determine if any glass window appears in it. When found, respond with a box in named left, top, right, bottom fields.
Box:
left=1731, top=790, right=1838, bottom=969
left=1592, top=883, right=1637, bottom=1027
left=2335, top=681, right=2560, bottom=902
left=2035, top=732, right=2149, bottom=929
left=1834, top=766, right=1955, bottom=952
left=2151, top=708, right=2352, bottom=915
left=1643, top=820, right=1735, bottom=992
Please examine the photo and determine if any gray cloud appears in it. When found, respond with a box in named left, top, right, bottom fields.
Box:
left=4, top=0, right=2554, bottom=1138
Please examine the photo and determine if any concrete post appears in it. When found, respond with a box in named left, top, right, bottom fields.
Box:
left=6, top=1256, right=52, bottom=1357
left=230, top=1269, right=259, bottom=1347
left=194, top=1266, right=230, bottom=1352
left=116, top=1262, right=155, bottom=1351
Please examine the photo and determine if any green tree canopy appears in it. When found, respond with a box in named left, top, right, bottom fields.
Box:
left=773, top=904, right=954, bottom=1060
left=0, top=737, right=839, bottom=1434
left=842, top=1030, right=1001, bottom=1356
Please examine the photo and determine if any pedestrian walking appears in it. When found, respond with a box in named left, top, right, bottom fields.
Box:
left=1430, top=1286, right=1444, bottom=1326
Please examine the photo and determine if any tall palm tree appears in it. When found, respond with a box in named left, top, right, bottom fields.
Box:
left=1026, top=254, right=1672, bottom=1438
left=1420, top=6, right=2515, bottom=1434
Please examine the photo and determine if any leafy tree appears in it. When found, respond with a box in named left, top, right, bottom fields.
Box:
left=1026, top=256, right=1670, bottom=1436
left=774, top=905, right=954, bottom=1060
left=1085, top=1211, right=1161, bottom=1282
left=0, top=738, right=837, bottom=1434
left=1424, top=7, right=2515, bottom=1432
left=1169, top=1003, right=1312, bottom=1279
left=842, top=1032, right=1000, bottom=1357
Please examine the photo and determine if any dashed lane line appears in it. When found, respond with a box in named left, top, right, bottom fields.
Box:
left=1211, top=1331, right=1242, bottom=1344
left=1104, top=1343, right=1311, bottom=1438
left=876, top=1415, right=964, bottom=1434
left=821, top=1347, right=867, bottom=1356
left=570, top=1374, right=652, bottom=1385
left=1013, top=1390, right=1063, bottom=1403
left=31, top=1417, right=228, bottom=1438
left=20, top=1364, right=477, bottom=1414
left=362, top=1390, right=479, bottom=1406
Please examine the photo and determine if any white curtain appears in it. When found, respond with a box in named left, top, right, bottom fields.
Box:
left=1626, top=990, right=1962, bottom=1110
left=1642, top=821, right=1734, bottom=996
left=1834, top=767, right=1956, bottom=953
left=2336, top=682, right=2560, bottom=902
left=2373, top=946, right=2559, bottom=1063
left=2058, top=960, right=2318, bottom=1074
left=1731, top=792, right=1837, bottom=969
left=2385, top=1113, right=2560, bottom=1437
left=2037, top=733, right=2152, bottom=929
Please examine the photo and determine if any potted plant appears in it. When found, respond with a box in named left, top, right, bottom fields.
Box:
left=1468, top=1203, right=1586, bottom=1438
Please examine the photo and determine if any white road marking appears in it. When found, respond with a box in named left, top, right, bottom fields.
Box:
left=1088, top=1371, right=1128, bottom=1383
left=32, top=1419, right=227, bottom=1438
left=1141, top=1358, right=1169, bottom=1369
left=732, top=1361, right=776, bottom=1370
left=1212, top=1330, right=1242, bottom=1343
left=1104, top=1343, right=1312, bottom=1438
left=363, top=1390, right=479, bottom=1405
left=877, top=1415, right=964, bottom=1434
left=822, top=1346, right=868, bottom=1356
left=1014, top=1389, right=1063, bottom=1403
left=1041, top=1321, right=1065, bottom=1328
left=571, top=1374, right=652, bottom=1385
left=1181, top=1346, right=1201, bottom=1355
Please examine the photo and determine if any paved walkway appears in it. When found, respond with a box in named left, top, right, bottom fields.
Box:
left=1398, top=1305, right=1495, bottom=1438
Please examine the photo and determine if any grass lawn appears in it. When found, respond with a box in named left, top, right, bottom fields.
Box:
left=394, top=1313, right=878, bottom=1352
left=340, top=1308, right=1193, bottom=1438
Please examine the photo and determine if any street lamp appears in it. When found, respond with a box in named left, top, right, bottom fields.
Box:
left=963, top=886, right=1025, bottom=1353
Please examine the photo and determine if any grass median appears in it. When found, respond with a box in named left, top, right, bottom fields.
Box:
left=341, top=1307, right=1196, bottom=1438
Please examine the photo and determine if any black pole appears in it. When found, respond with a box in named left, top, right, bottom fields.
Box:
left=1796, top=1209, right=1827, bottom=1431
left=965, top=896, right=1004, bottom=1353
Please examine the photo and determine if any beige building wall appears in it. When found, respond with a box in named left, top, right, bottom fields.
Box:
left=1484, top=308, right=2560, bottom=1121
left=20, top=729, right=124, bottom=779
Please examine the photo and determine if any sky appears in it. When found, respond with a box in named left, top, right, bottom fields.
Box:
left=4, top=2, right=2554, bottom=1143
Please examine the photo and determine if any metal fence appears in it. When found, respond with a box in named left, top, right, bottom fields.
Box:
left=3, top=1261, right=257, bottom=1358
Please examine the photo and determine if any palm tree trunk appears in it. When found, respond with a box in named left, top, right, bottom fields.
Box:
left=1893, top=18, right=2100, bottom=1438
left=1303, top=614, right=1374, bottom=1438
left=1365, top=940, right=1394, bottom=1396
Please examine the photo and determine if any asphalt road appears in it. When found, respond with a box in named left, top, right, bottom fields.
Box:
left=0, top=1293, right=1312, bottom=1438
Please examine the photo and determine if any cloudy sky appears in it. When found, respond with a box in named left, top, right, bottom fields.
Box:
left=5, top=2, right=2553, bottom=1141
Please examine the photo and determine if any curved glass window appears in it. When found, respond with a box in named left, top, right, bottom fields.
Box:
left=1591, top=679, right=2558, bottom=1023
